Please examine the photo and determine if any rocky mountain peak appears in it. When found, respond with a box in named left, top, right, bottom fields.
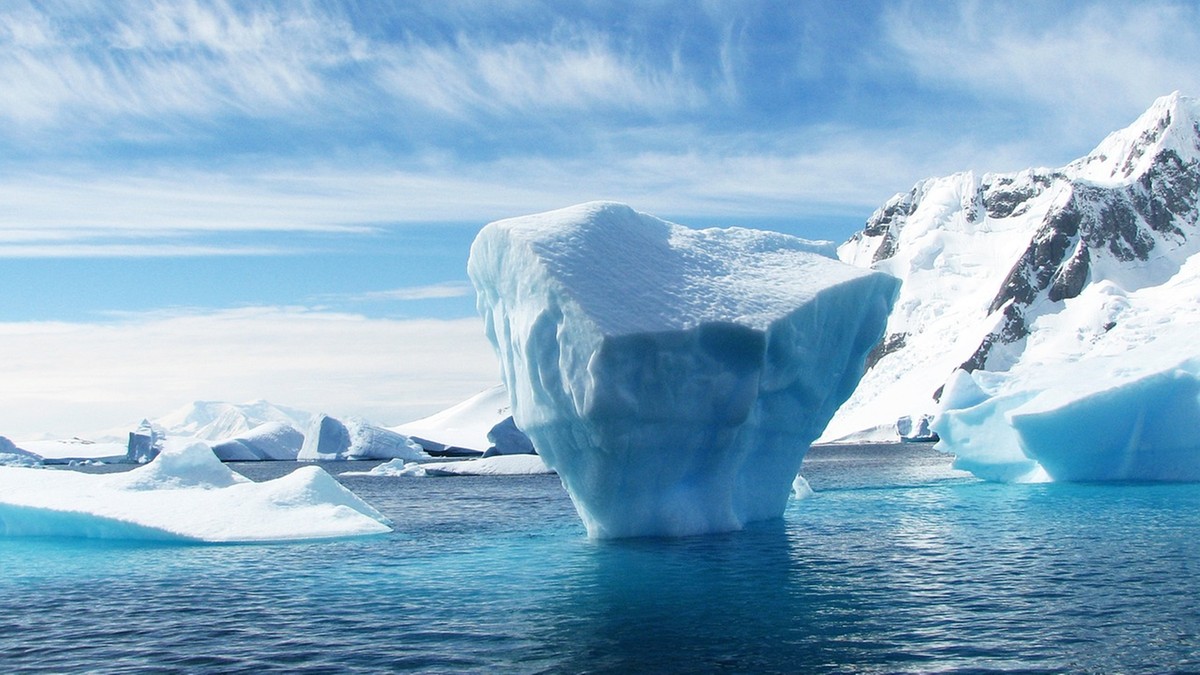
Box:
left=1068, top=92, right=1200, bottom=184
left=824, top=92, right=1200, bottom=442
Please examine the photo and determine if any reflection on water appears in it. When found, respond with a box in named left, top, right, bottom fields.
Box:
left=1, top=444, right=1199, bottom=673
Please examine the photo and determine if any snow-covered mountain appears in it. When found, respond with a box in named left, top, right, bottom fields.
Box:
left=823, top=92, right=1200, bottom=442
left=142, top=400, right=311, bottom=442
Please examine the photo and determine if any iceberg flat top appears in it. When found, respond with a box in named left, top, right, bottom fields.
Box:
left=472, top=201, right=856, bottom=336
left=0, top=441, right=392, bottom=542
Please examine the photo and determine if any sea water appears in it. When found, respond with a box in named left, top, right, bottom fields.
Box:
left=1, top=444, right=1198, bottom=673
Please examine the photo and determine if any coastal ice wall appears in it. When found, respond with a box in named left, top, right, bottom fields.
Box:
left=468, top=202, right=898, bottom=537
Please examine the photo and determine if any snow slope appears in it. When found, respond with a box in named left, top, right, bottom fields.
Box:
left=470, top=201, right=897, bottom=537
left=148, top=400, right=312, bottom=442
left=392, top=385, right=511, bottom=454
left=826, top=92, right=1200, bottom=443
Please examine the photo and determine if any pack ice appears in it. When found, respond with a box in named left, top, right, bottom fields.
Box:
left=468, top=202, right=898, bottom=537
left=0, top=441, right=392, bottom=542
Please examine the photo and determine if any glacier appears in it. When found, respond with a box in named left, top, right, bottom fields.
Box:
left=468, top=201, right=898, bottom=537
left=0, top=441, right=392, bottom=542
left=298, top=414, right=427, bottom=461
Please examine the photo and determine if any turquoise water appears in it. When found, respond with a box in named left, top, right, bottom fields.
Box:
left=2, top=444, right=1199, bottom=673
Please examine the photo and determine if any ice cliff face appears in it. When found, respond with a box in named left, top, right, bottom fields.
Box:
left=469, top=202, right=898, bottom=537
left=298, top=414, right=427, bottom=461
left=826, top=92, right=1200, bottom=442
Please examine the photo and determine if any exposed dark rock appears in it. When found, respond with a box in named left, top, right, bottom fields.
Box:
left=864, top=332, right=907, bottom=371
left=1048, top=244, right=1090, bottom=302
left=989, top=206, right=1079, bottom=313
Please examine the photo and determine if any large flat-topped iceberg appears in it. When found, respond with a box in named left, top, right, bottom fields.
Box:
left=469, top=202, right=899, bottom=537
left=0, top=441, right=392, bottom=542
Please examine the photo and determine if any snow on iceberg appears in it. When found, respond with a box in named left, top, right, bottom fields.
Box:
left=211, top=421, right=305, bottom=461
left=298, top=414, right=427, bottom=461
left=934, top=336, right=1200, bottom=482
left=468, top=201, right=899, bottom=537
left=0, top=441, right=392, bottom=542
left=392, top=384, right=514, bottom=456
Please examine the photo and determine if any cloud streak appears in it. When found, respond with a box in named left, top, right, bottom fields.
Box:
left=882, top=1, right=1200, bottom=146
left=0, top=307, right=500, bottom=438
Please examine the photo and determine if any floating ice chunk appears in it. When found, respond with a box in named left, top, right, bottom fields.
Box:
left=0, top=441, right=391, bottom=542
left=299, top=414, right=427, bottom=461
left=345, top=454, right=553, bottom=477
left=791, top=474, right=813, bottom=500
left=211, top=421, right=305, bottom=461
left=0, top=437, right=40, bottom=467
left=934, top=337, right=1200, bottom=482
left=125, top=419, right=163, bottom=464
left=392, top=384, right=512, bottom=456
left=482, top=416, right=536, bottom=457
left=468, top=202, right=898, bottom=537
left=344, top=459, right=429, bottom=477
left=424, top=455, right=552, bottom=476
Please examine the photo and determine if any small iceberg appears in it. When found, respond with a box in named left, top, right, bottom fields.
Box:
left=0, top=441, right=392, bottom=542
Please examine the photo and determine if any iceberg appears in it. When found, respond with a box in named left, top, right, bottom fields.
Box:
left=392, top=384, right=513, bottom=456
left=298, top=414, right=427, bottom=461
left=468, top=202, right=898, bottom=537
left=934, top=334, right=1200, bottom=482
left=0, top=436, right=41, bottom=467
left=211, top=421, right=305, bottom=461
left=125, top=419, right=163, bottom=464
left=0, top=441, right=392, bottom=541
left=482, top=416, right=536, bottom=457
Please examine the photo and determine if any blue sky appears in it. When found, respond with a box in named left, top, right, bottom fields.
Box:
left=4, top=0, right=1200, bottom=436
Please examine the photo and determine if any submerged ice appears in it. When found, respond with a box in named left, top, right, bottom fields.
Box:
left=468, top=202, right=898, bottom=537
left=0, top=441, right=392, bottom=542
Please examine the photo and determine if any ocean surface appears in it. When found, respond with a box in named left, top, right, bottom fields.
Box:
left=2, top=444, right=1199, bottom=673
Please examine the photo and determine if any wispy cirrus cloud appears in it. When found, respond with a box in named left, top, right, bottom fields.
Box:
left=319, top=282, right=476, bottom=304
left=379, top=34, right=709, bottom=120
left=882, top=1, right=1200, bottom=148
left=0, top=243, right=289, bottom=258
left=0, top=0, right=366, bottom=128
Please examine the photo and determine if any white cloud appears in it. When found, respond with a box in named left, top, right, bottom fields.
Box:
left=331, top=282, right=476, bottom=303
left=0, top=307, right=500, bottom=438
left=0, top=0, right=366, bottom=127
left=0, top=122, right=1053, bottom=253
left=883, top=1, right=1200, bottom=145
left=379, top=34, right=707, bottom=118
left=0, top=243, right=289, bottom=258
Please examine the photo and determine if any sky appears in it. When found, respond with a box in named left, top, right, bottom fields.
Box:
left=4, top=0, right=1200, bottom=437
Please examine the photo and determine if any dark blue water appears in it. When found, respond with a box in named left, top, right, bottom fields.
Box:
left=2, top=444, right=1199, bottom=673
